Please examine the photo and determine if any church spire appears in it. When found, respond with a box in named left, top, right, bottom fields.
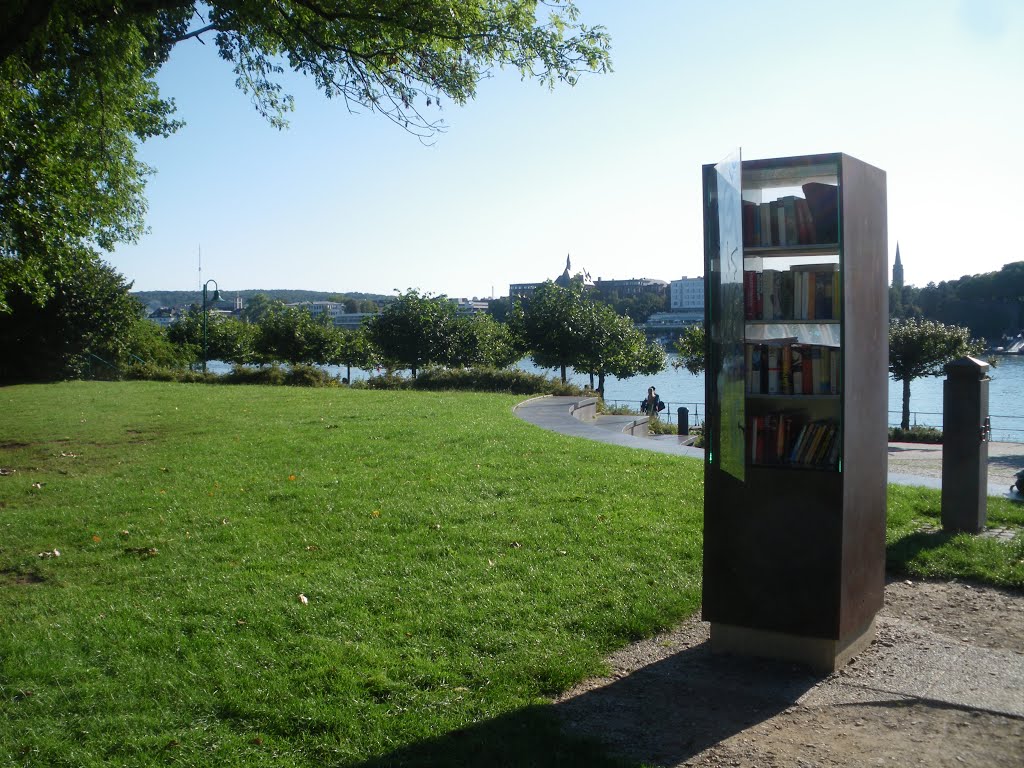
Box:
left=566, top=253, right=571, bottom=272
left=892, top=242, right=904, bottom=290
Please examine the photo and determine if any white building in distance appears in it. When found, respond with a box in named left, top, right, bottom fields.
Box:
left=670, top=276, right=704, bottom=311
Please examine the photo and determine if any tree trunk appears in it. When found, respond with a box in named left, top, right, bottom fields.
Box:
left=346, top=364, right=351, bottom=384
left=597, top=372, right=605, bottom=397
left=901, top=377, right=912, bottom=430
left=560, top=363, right=567, bottom=383
left=589, top=372, right=595, bottom=390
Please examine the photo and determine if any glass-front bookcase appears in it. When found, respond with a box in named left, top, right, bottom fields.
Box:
left=701, top=152, right=888, bottom=671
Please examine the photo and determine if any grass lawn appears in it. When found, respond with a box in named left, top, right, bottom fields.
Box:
left=1, top=382, right=1021, bottom=767
left=1, top=382, right=703, bottom=767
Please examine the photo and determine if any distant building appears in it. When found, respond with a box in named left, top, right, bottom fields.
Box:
left=592, top=277, right=668, bottom=298
left=285, top=301, right=347, bottom=323
left=892, top=242, right=904, bottom=290
left=333, top=313, right=376, bottom=330
left=510, top=253, right=593, bottom=298
left=670, top=276, right=705, bottom=311
left=509, top=282, right=540, bottom=298
left=147, top=307, right=181, bottom=327
left=451, top=298, right=490, bottom=316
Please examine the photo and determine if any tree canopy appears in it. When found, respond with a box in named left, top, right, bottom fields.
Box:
left=509, top=280, right=592, bottom=382
left=1, top=1, right=611, bottom=311
left=671, top=324, right=706, bottom=376
left=889, top=318, right=986, bottom=431
left=365, top=290, right=462, bottom=377
left=575, top=302, right=664, bottom=396
left=510, top=280, right=664, bottom=389
left=0, top=255, right=144, bottom=383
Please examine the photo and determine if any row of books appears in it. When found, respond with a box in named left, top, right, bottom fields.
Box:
left=744, top=264, right=838, bottom=321
left=745, top=343, right=838, bottom=396
left=743, top=197, right=816, bottom=248
left=748, top=414, right=840, bottom=469
left=742, top=182, right=839, bottom=248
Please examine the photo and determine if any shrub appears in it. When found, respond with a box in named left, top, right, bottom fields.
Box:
left=409, top=367, right=588, bottom=395
left=598, top=401, right=636, bottom=416
left=888, top=425, right=942, bottom=444
left=646, top=414, right=676, bottom=435
left=223, top=364, right=288, bottom=386
left=221, top=364, right=338, bottom=387
left=121, top=363, right=216, bottom=383
left=356, top=373, right=413, bottom=390
left=284, top=364, right=339, bottom=388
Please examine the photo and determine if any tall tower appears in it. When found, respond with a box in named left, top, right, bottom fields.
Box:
left=892, top=242, right=904, bottom=290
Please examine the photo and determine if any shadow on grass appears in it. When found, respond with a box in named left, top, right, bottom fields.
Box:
left=887, top=529, right=956, bottom=572
left=357, top=638, right=823, bottom=768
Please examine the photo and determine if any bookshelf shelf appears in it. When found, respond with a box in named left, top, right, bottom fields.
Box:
left=702, top=151, right=888, bottom=671
left=745, top=244, right=839, bottom=259
left=746, top=393, right=840, bottom=401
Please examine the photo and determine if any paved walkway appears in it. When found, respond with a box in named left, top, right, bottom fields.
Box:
left=513, top=396, right=1024, bottom=499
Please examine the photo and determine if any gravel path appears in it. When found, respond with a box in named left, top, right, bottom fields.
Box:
left=555, top=580, right=1024, bottom=767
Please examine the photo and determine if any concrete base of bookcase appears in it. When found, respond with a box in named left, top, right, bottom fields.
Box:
left=709, top=616, right=877, bottom=672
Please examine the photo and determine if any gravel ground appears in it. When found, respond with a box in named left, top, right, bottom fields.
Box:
left=555, top=579, right=1024, bottom=767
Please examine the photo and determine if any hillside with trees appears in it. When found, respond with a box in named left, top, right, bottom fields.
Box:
left=132, top=290, right=388, bottom=313
left=892, top=262, right=1024, bottom=342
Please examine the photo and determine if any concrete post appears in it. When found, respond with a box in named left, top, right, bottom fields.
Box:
left=941, top=356, right=990, bottom=533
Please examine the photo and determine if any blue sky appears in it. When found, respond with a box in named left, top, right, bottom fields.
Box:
left=105, top=0, right=1024, bottom=299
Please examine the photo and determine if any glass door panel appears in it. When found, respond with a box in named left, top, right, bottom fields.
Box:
left=708, top=149, right=745, bottom=481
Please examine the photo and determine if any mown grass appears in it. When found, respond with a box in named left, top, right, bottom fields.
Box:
left=886, top=485, right=1024, bottom=587
left=2, top=382, right=1022, bottom=767
left=0, top=382, right=702, bottom=767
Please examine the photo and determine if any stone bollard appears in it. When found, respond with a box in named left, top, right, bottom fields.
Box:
left=677, top=407, right=690, bottom=436
left=941, top=356, right=990, bottom=534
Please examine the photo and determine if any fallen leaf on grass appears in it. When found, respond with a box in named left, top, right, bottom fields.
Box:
left=37, top=549, right=60, bottom=558
left=0, top=468, right=15, bottom=476
left=59, top=452, right=78, bottom=458
left=298, top=593, right=309, bottom=605
left=288, top=474, right=297, bottom=481
left=124, top=547, right=159, bottom=557
left=509, top=541, right=521, bottom=549
left=304, top=545, right=319, bottom=551
left=91, top=535, right=101, bottom=543
left=31, top=482, right=44, bottom=489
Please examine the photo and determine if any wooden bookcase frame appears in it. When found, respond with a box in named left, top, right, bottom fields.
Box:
left=701, top=152, right=888, bottom=671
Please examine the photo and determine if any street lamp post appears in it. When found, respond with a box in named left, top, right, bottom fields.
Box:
left=202, top=279, right=222, bottom=374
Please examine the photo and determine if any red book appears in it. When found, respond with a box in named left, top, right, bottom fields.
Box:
left=802, top=345, right=814, bottom=394
left=744, top=271, right=757, bottom=320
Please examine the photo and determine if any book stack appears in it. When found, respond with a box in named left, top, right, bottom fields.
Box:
left=748, top=414, right=840, bottom=469
left=745, top=343, right=839, bottom=395
left=741, top=183, right=839, bottom=248
left=792, top=264, right=839, bottom=321
left=788, top=419, right=841, bottom=469
left=744, top=264, right=838, bottom=321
